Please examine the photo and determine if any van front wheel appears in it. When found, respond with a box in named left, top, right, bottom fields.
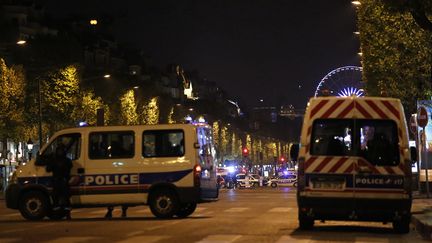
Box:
left=176, top=202, right=197, bottom=218
left=149, top=190, right=179, bottom=219
left=19, top=191, right=49, bottom=220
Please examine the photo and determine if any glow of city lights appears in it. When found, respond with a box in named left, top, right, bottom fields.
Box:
left=227, top=166, right=236, bottom=173
left=185, top=115, right=193, bottom=122
left=337, top=87, right=364, bottom=97
left=197, top=117, right=206, bottom=123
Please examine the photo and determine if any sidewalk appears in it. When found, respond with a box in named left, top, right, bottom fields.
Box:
left=412, top=194, right=432, bottom=240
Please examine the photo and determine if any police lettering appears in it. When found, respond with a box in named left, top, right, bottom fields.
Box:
left=356, top=178, right=384, bottom=185
left=85, top=174, right=139, bottom=186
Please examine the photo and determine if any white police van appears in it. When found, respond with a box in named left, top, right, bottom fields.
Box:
left=297, top=97, right=413, bottom=233
left=6, top=123, right=218, bottom=220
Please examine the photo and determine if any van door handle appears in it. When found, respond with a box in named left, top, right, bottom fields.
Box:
left=77, top=168, right=85, bottom=174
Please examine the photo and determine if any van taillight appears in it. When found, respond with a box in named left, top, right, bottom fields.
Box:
left=194, top=164, right=201, bottom=187
left=297, top=157, right=305, bottom=190
left=298, top=157, right=305, bottom=176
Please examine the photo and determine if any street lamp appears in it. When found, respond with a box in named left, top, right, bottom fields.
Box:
left=15, top=40, right=44, bottom=149
left=27, top=138, right=34, bottom=160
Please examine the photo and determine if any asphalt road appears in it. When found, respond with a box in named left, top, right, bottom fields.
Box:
left=0, top=187, right=428, bottom=242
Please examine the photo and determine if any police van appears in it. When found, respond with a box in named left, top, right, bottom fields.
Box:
left=296, top=96, right=413, bottom=233
left=6, top=123, right=218, bottom=220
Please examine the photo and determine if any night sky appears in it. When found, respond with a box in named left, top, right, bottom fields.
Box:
left=43, top=0, right=361, bottom=109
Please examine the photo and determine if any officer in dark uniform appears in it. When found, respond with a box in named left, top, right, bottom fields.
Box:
left=47, top=144, right=73, bottom=219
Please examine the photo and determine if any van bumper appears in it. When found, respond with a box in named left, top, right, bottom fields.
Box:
left=298, top=196, right=412, bottom=222
left=5, top=183, right=21, bottom=209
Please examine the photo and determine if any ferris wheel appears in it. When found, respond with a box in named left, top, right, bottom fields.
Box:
left=314, top=66, right=364, bottom=97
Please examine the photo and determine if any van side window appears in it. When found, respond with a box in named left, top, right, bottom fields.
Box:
left=359, top=120, right=399, bottom=166
left=89, top=131, right=134, bottom=159
left=37, top=133, right=81, bottom=165
left=143, top=130, right=184, bottom=157
left=311, top=119, right=353, bottom=156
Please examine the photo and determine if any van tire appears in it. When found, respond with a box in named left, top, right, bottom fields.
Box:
left=149, top=190, right=179, bottom=219
left=293, top=182, right=298, bottom=188
left=299, top=215, right=314, bottom=230
left=176, top=202, right=197, bottom=218
left=393, top=215, right=410, bottom=234
left=19, top=191, right=49, bottom=220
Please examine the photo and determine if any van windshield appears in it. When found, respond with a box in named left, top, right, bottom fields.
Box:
left=196, top=126, right=216, bottom=168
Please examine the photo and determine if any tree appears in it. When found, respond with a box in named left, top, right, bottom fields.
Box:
left=72, top=90, right=110, bottom=126
left=41, top=65, right=80, bottom=133
left=119, top=89, right=139, bottom=125
left=0, top=58, right=26, bottom=160
left=357, top=0, right=432, bottom=115
left=140, top=97, right=160, bottom=125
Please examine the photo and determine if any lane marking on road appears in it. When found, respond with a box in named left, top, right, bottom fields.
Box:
left=224, top=207, right=249, bottom=213
left=135, top=208, right=151, bottom=214
left=47, top=237, right=101, bottom=243
left=89, top=209, right=110, bottom=215
left=3, top=212, right=21, bottom=217
left=193, top=211, right=214, bottom=217
left=197, top=234, right=242, bottom=243
left=195, top=207, right=207, bottom=212
left=146, top=220, right=182, bottom=231
left=268, top=207, right=293, bottom=213
left=117, top=236, right=169, bottom=243
left=0, top=239, right=19, bottom=243
left=276, top=235, right=310, bottom=243
left=126, top=230, right=144, bottom=237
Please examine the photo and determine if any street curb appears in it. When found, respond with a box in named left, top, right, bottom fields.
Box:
left=412, top=214, right=432, bottom=241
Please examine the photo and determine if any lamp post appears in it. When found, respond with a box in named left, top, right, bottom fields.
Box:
left=27, top=138, right=34, bottom=160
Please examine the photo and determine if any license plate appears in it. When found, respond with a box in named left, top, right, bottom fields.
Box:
left=312, top=181, right=345, bottom=190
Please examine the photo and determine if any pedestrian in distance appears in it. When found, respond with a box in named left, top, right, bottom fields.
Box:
left=105, top=205, right=129, bottom=219
left=46, top=144, right=73, bottom=220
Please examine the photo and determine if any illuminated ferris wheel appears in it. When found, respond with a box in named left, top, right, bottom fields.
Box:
left=314, top=66, right=364, bottom=97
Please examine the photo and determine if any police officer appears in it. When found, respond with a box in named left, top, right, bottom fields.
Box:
left=47, top=144, right=73, bottom=219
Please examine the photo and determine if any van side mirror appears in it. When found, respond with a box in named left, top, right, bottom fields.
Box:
left=410, top=146, right=417, bottom=163
left=290, top=143, right=299, bottom=161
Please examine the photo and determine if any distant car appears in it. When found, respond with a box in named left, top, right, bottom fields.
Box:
left=268, top=173, right=297, bottom=188
left=235, top=173, right=259, bottom=188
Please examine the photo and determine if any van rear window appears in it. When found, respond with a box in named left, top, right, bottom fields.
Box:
left=310, top=119, right=400, bottom=166
left=142, top=130, right=184, bottom=157
left=311, top=119, right=353, bottom=156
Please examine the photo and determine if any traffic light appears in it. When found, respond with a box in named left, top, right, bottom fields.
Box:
left=242, top=147, right=249, bottom=157
left=280, top=156, right=286, bottom=163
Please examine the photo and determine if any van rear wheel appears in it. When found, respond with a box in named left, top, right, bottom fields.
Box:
left=299, top=215, right=314, bottom=230
left=149, top=190, right=179, bottom=219
left=393, top=215, right=410, bottom=234
left=176, top=202, right=197, bottom=218
left=19, top=191, right=49, bottom=220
